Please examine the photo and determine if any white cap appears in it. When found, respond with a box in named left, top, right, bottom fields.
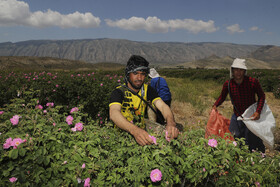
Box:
left=148, top=68, right=160, bottom=78
left=231, top=58, right=247, bottom=70
left=230, top=58, right=247, bottom=78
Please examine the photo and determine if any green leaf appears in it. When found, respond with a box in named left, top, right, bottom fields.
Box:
left=2, top=170, right=10, bottom=177
left=44, top=156, right=50, bottom=166
left=9, top=149, right=19, bottom=159
left=107, top=176, right=113, bottom=181
left=37, top=155, right=44, bottom=164
left=19, top=148, right=27, bottom=157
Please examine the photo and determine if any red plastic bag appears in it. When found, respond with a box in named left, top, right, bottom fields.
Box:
left=205, top=109, right=234, bottom=141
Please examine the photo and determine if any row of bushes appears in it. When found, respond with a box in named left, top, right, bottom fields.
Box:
left=0, top=70, right=123, bottom=122
left=159, top=69, right=280, bottom=98
left=0, top=96, right=279, bottom=186
left=0, top=68, right=279, bottom=125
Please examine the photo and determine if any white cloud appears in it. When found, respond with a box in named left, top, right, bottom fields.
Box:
left=250, top=26, right=263, bottom=32
left=226, top=24, right=244, bottom=34
left=105, top=16, right=218, bottom=33
left=0, top=0, right=101, bottom=28
left=250, top=26, right=259, bottom=31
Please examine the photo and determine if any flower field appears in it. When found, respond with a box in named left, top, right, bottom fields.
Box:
left=0, top=69, right=280, bottom=186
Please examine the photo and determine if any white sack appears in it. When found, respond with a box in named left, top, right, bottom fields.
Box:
left=237, top=102, right=276, bottom=150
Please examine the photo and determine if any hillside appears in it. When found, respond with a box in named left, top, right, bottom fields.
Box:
left=249, top=45, right=280, bottom=68
left=0, top=56, right=125, bottom=71
left=0, top=39, right=261, bottom=65
left=175, top=55, right=279, bottom=69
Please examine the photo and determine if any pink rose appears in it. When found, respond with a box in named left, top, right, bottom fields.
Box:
left=208, top=139, right=218, bottom=148
left=165, top=131, right=170, bottom=142
left=3, top=137, right=13, bottom=149
left=10, top=115, right=20, bottom=125
left=9, top=177, right=17, bottom=183
left=66, top=115, right=73, bottom=125
left=35, top=105, right=43, bottom=109
left=75, top=122, right=83, bottom=131
left=149, top=135, right=157, bottom=145
left=84, top=177, right=90, bottom=187
left=150, top=169, right=162, bottom=182
left=81, top=163, right=86, bottom=168
left=12, top=138, right=24, bottom=149
left=46, top=102, right=54, bottom=107
left=0, top=111, right=4, bottom=115
left=70, top=107, right=79, bottom=113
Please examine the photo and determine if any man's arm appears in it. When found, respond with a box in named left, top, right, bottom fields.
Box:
left=109, top=104, right=153, bottom=146
left=251, top=79, right=266, bottom=120
left=153, top=99, right=179, bottom=139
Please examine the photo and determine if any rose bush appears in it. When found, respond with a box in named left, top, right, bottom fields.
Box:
left=0, top=69, right=279, bottom=186
left=0, top=96, right=279, bottom=186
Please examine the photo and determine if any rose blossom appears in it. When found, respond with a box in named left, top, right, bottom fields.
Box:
left=70, top=107, right=79, bottom=113
left=84, top=177, right=90, bottom=187
left=66, top=115, right=73, bottom=125
left=75, top=122, right=83, bottom=131
left=150, top=169, right=162, bottom=182
left=81, top=163, right=86, bottom=168
left=165, top=131, right=170, bottom=142
left=9, top=177, right=17, bottom=183
left=3, top=137, right=13, bottom=149
left=149, top=135, right=157, bottom=145
left=12, top=138, right=24, bottom=149
left=35, top=105, right=43, bottom=109
left=46, top=102, right=54, bottom=107
left=208, top=139, right=218, bottom=148
left=10, top=115, right=21, bottom=125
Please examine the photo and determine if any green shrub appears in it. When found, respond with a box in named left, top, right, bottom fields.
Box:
left=0, top=96, right=279, bottom=186
left=0, top=70, right=123, bottom=122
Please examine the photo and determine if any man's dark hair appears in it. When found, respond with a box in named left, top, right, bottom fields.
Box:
left=125, top=55, right=150, bottom=75
left=124, top=55, right=150, bottom=88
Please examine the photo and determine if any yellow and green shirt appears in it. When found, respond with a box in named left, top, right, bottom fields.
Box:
left=109, top=83, right=160, bottom=129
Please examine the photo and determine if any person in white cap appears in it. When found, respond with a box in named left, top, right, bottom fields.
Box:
left=149, top=68, right=172, bottom=124
left=212, top=58, right=266, bottom=152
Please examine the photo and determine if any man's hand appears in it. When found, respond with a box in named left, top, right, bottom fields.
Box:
left=212, top=105, right=217, bottom=111
left=250, top=112, right=260, bottom=120
left=209, top=105, right=217, bottom=115
left=165, top=124, right=179, bottom=140
left=130, top=126, right=153, bottom=146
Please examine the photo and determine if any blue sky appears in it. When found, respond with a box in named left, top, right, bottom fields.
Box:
left=0, top=0, right=279, bottom=45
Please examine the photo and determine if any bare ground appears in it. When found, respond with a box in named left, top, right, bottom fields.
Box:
left=171, top=92, right=280, bottom=155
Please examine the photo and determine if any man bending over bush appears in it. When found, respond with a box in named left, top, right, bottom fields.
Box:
left=109, top=55, right=179, bottom=146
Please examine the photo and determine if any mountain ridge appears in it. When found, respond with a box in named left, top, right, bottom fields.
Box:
left=0, top=38, right=261, bottom=64
left=0, top=38, right=279, bottom=69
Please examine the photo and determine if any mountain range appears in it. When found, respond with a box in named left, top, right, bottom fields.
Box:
left=0, top=38, right=279, bottom=69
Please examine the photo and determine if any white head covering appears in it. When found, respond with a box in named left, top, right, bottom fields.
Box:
left=149, top=68, right=160, bottom=78
left=230, top=58, right=247, bottom=78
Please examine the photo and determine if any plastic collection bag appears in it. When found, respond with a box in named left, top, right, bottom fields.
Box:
left=205, top=109, right=234, bottom=141
left=237, top=102, right=276, bottom=150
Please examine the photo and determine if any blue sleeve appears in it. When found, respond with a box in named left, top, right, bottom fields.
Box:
left=150, top=78, right=158, bottom=90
